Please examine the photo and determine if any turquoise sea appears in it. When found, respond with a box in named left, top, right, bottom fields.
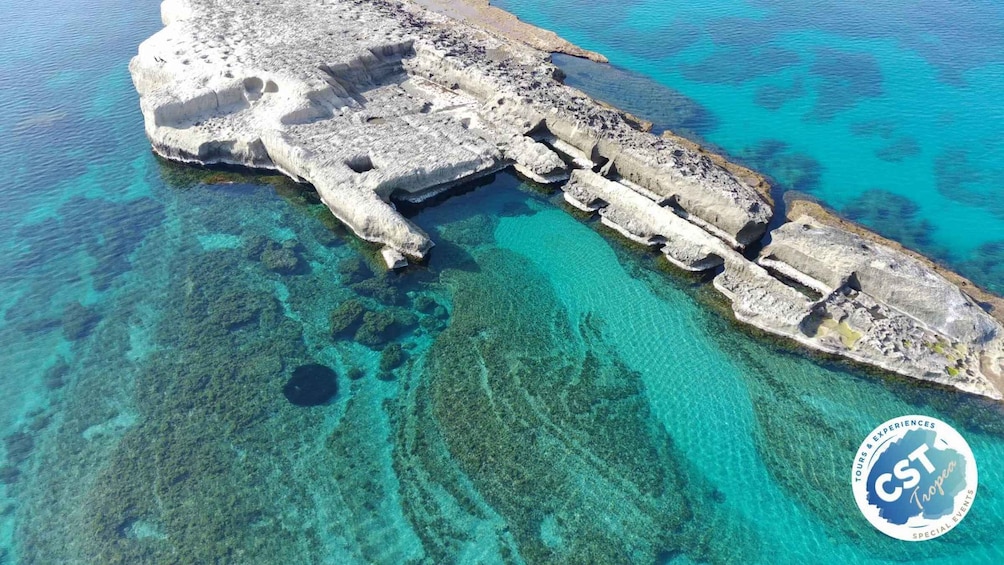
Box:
left=1, top=0, right=1002, bottom=563
left=499, top=0, right=1004, bottom=293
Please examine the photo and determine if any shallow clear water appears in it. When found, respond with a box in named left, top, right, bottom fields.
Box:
left=1, top=0, right=1003, bottom=563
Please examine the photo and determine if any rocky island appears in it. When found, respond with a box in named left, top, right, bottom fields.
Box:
left=131, top=0, right=1004, bottom=399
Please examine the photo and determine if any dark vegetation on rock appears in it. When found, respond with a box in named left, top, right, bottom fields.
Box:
left=70, top=246, right=321, bottom=563
left=4, top=431, right=34, bottom=465
left=552, top=53, right=716, bottom=137
left=739, top=140, right=822, bottom=194
left=683, top=46, right=799, bottom=86
left=355, top=311, right=397, bottom=347
left=874, top=137, right=921, bottom=162
left=43, top=358, right=71, bottom=390
left=962, top=242, right=1004, bottom=295
left=246, top=236, right=309, bottom=274
left=754, top=78, right=805, bottom=111
left=0, top=465, right=19, bottom=485
left=336, top=256, right=371, bottom=285
left=808, top=48, right=883, bottom=122
left=412, top=294, right=437, bottom=314
left=351, top=275, right=401, bottom=305
left=935, top=149, right=1004, bottom=224
left=329, top=299, right=366, bottom=338
left=843, top=189, right=943, bottom=258
left=379, top=343, right=406, bottom=372
left=61, top=302, right=101, bottom=341
left=699, top=309, right=998, bottom=561
left=436, top=214, right=498, bottom=248
left=3, top=293, right=61, bottom=335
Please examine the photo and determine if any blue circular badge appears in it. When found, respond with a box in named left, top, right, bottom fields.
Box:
left=851, top=415, right=978, bottom=541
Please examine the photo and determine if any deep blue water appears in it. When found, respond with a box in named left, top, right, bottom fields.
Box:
left=0, top=1, right=1003, bottom=563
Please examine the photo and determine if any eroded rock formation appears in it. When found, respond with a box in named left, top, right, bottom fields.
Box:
left=131, top=0, right=1004, bottom=398
left=131, top=0, right=770, bottom=260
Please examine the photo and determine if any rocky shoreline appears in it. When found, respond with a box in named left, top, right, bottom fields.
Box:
left=130, top=0, right=1004, bottom=399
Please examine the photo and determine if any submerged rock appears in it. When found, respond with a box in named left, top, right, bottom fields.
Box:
left=379, top=343, right=407, bottom=372
left=393, top=248, right=757, bottom=563
left=354, top=311, right=397, bottom=348
left=243, top=234, right=270, bottom=259
left=260, top=246, right=299, bottom=274
left=61, top=302, right=101, bottom=341
left=0, top=466, right=19, bottom=485
left=260, top=242, right=305, bottom=274
left=283, top=364, right=338, bottom=406
left=247, top=237, right=308, bottom=275
left=336, top=256, right=371, bottom=285
left=43, top=359, right=71, bottom=390
left=351, top=276, right=401, bottom=306
left=438, top=214, right=498, bottom=248
left=329, top=299, right=365, bottom=338
left=412, top=294, right=438, bottom=314
left=4, top=431, right=34, bottom=465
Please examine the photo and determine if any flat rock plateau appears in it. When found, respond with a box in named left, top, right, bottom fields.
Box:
left=131, top=0, right=1004, bottom=399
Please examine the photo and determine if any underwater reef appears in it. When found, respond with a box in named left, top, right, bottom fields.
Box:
left=393, top=244, right=759, bottom=563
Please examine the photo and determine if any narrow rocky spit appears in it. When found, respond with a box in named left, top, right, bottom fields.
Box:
left=131, top=0, right=1004, bottom=399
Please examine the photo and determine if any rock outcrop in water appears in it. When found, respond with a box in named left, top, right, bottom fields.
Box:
left=131, top=0, right=1004, bottom=399
left=131, top=0, right=770, bottom=260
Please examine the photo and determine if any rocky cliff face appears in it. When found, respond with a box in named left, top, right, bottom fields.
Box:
left=131, top=0, right=1004, bottom=399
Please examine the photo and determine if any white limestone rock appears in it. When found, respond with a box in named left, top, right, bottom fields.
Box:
left=721, top=215, right=1004, bottom=399
left=714, top=258, right=812, bottom=335
left=563, top=170, right=729, bottom=272
left=131, top=0, right=772, bottom=259
left=764, top=216, right=999, bottom=345
left=504, top=134, right=568, bottom=184
left=381, top=247, right=409, bottom=270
